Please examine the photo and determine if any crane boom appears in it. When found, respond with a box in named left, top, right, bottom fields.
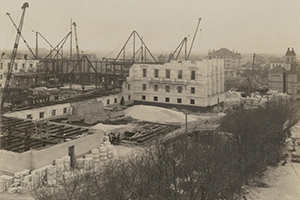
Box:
left=72, top=22, right=80, bottom=61
left=187, top=18, right=201, bottom=60
left=1, top=2, right=29, bottom=113
left=72, top=22, right=83, bottom=86
left=7, top=12, right=36, bottom=59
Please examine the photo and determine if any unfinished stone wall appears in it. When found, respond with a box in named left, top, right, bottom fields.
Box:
left=122, top=59, right=225, bottom=108
left=3, top=103, right=72, bottom=120
left=0, top=140, right=115, bottom=195
left=0, top=130, right=103, bottom=174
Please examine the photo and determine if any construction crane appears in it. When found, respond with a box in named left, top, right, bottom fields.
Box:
left=1, top=2, right=29, bottom=113
left=7, top=12, right=36, bottom=59
left=168, top=37, right=187, bottom=61
left=72, top=22, right=83, bottom=87
left=72, top=22, right=80, bottom=61
left=186, top=18, right=201, bottom=60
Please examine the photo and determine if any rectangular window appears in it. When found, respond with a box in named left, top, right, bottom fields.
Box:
left=128, top=95, right=131, bottom=100
left=177, top=98, right=182, bottom=103
left=7, top=63, right=10, bottom=69
left=190, top=99, right=195, bottom=104
left=54, top=96, right=59, bottom=100
left=24, top=79, right=28, bottom=85
left=142, top=84, right=147, bottom=90
left=165, top=97, right=170, bottom=102
left=142, top=95, right=146, bottom=100
left=191, top=87, right=195, bottom=94
left=22, top=63, right=25, bottom=69
left=107, top=99, right=110, bottom=104
left=165, top=85, right=170, bottom=92
left=154, top=69, right=159, bottom=78
left=128, top=84, right=131, bottom=90
left=178, top=70, right=182, bottom=79
left=143, top=68, right=147, bottom=77
left=63, top=107, right=67, bottom=114
left=154, top=96, right=158, bottom=101
left=0, top=63, right=3, bottom=69
left=17, top=79, right=20, bottom=85
left=15, top=63, right=18, bottom=70
left=39, top=112, right=44, bottom=119
left=26, top=114, right=32, bottom=119
left=154, top=85, right=159, bottom=92
left=177, top=86, right=182, bottom=93
left=191, top=70, right=195, bottom=80
left=114, top=98, right=117, bottom=103
left=0, top=75, right=2, bottom=80
left=52, top=110, right=56, bottom=116
left=166, top=69, right=170, bottom=78
left=0, top=84, right=2, bottom=87
left=30, top=64, right=33, bottom=68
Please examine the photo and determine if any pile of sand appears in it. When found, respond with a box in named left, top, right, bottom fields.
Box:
left=124, top=105, right=197, bottom=124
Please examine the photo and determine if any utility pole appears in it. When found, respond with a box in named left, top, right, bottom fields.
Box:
left=70, top=18, right=72, bottom=60
left=36, top=31, right=38, bottom=59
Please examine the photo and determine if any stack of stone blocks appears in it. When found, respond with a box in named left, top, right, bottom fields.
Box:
left=0, top=142, right=115, bottom=194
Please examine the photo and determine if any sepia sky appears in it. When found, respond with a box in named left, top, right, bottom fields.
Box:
left=0, top=0, right=300, bottom=56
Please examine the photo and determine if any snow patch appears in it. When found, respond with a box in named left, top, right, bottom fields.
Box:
left=124, top=105, right=197, bottom=124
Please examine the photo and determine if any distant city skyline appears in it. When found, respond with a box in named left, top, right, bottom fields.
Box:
left=1, top=0, right=300, bottom=56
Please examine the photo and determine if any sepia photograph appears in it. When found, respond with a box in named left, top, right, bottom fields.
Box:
left=0, top=0, right=299, bottom=199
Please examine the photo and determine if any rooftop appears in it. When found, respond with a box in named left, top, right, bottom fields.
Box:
left=285, top=48, right=296, bottom=56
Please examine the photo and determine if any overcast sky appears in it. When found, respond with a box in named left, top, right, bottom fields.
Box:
left=1, top=0, right=300, bottom=56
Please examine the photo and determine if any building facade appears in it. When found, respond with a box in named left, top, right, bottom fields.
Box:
left=268, top=48, right=300, bottom=101
left=0, top=58, right=39, bottom=88
left=208, top=48, right=242, bottom=77
left=122, top=59, right=225, bottom=109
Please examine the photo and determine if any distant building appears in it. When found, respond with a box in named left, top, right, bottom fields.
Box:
left=268, top=48, right=297, bottom=71
left=0, top=58, right=40, bottom=88
left=122, top=59, right=225, bottom=110
left=268, top=48, right=300, bottom=100
left=208, top=48, right=242, bottom=77
left=157, top=54, right=167, bottom=63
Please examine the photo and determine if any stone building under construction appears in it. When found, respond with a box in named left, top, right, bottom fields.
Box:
left=122, top=59, right=225, bottom=110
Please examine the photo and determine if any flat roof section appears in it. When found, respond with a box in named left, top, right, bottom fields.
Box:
left=0, top=117, right=91, bottom=153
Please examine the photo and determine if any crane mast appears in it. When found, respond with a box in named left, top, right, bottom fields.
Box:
left=1, top=2, right=29, bottom=113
